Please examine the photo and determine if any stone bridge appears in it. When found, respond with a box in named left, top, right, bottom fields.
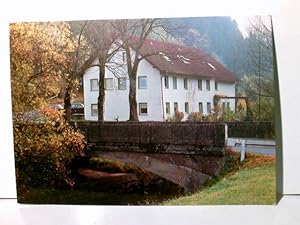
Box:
left=75, top=122, right=226, bottom=193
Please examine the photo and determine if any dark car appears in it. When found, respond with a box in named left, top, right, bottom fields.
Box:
left=71, top=102, right=84, bottom=115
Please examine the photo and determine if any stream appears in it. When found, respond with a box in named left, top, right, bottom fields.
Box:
left=72, top=157, right=184, bottom=205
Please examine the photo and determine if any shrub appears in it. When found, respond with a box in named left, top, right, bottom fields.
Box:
left=187, top=112, right=203, bottom=122
left=168, top=111, right=184, bottom=122
left=13, top=109, right=86, bottom=194
left=222, top=108, right=238, bottom=121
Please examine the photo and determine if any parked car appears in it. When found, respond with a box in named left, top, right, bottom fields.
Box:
left=71, top=102, right=84, bottom=115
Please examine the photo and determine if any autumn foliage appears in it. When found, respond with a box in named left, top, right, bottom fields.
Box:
left=10, top=22, right=87, bottom=196
left=14, top=109, right=86, bottom=195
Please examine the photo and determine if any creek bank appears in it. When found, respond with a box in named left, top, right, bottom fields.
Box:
left=72, top=156, right=184, bottom=196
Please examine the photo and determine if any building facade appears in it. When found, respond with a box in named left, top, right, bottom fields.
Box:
left=83, top=39, right=238, bottom=121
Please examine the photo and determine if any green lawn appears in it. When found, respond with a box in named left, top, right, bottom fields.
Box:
left=164, top=163, right=276, bottom=205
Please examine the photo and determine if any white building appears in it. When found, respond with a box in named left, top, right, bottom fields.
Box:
left=83, top=38, right=238, bottom=121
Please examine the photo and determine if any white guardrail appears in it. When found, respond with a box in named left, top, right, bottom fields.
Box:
left=224, top=124, right=276, bottom=161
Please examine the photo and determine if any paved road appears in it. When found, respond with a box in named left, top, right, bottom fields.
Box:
left=227, top=138, right=276, bottom=156
left=231, top=145, right=276, bottom=156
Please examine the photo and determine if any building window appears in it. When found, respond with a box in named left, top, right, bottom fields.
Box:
left=166, top=102, right=170, bottom=114
left=174, top=102, right=178, bottom=114
left=164, top=76, right=169, bottom=89
left=105, top=78, right=113, bottom=90
left=184, top=78, right=188, bottom=90
left=118, top=78, right=126, bottom=90
left=198, top=80, right=202, bottom=91
left=199, top=102, right=203, bottom=113
left=185, top=102, right=189, bottom=114
left=223, top=102, right=230, bottom=110
left=227, top=102, right=230, bottom=109
left=90, top=79, right=99, bottom=91
left=215, top=80, right=218, bottom=90
left=122, top=51, right=126, bottom=63
left=207, top=102, right=211, bottom=113
left=206, top=80, right=210, bottom=91
left=139, top=103, right=148, bottom=115
left=173, top=77, right=177, bottom=89
left=138, top=76, right=147, bottom=89
left=91, top=104, right=98, bottom=116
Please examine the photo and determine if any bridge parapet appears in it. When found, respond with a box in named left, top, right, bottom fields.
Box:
left=74, top=122, right=226, bottom=156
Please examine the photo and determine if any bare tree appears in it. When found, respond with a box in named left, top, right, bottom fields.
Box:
left=63, top=21, right=90, bottom=121
left=84, top=20, right=124, bottom=122
left=246, top=16, right=274, bottom=120
left=115, top=18, right=180, bottom=121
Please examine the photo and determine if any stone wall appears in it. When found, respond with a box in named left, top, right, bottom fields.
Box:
left=74, top=122, right=226, bottom=156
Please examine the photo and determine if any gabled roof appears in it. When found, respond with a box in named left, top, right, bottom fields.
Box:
left=130, top=38, right=238, bottom=83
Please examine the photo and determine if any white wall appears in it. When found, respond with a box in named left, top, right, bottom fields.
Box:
left=217, top=82, right=236, bottom=111
left=162, top=75, right=236, bottom=120
left=83, top=51, right=164, bottom=121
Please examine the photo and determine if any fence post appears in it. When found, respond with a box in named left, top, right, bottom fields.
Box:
left=240, top=140, right=246, bottom=162
left=224, top=123, right=228, bottom=145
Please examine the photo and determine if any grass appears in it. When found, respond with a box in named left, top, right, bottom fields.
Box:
left=163, top=152, right=276, bottom=205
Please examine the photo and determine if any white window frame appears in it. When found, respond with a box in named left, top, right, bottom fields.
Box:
left=207, top=102, right=211, bottom=113
left=138, top=76, right=147, bottom=89
left=90, top=79, right=99, bottom=91
left=184, top=78, right=188, bottom=90
left=139, top=103, right=148, bottom=116
left=164, top=76, right=169, bottom=89
left=185, top=102, right=189, bottom=114
left=199, top=102, right=203, bottom=113
left=91, top=104, right=98, bottom=116
left=174, top=102, right=178, bottom=114
left=198, top=79, right=202, bottom=91
left=118, top=77, right=126, bottom=90
left=173, top=77, right=177, bottom=89
left=206, top=80, right=210, bottom=91
left=105, top=78, right=113, bottom=90
left=166, top=102, right=170, bottom=114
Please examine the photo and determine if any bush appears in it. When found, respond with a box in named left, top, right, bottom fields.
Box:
left=168, top=111, right=184, bottom=122
left=187, top=112, right=203, bottom=122
left=14, top=109, right=86, bottom=194
left=222, top=108, right=239, bottom=121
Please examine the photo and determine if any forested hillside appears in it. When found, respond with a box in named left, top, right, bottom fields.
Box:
left=168, top=16, right=275, bottom=122
left=169, top=16, right=273, bottom=80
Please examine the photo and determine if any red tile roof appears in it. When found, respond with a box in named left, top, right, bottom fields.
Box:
left=130, top=38, right=238, bottom=83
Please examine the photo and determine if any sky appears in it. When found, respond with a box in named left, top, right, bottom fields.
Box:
left=230, top=16, right=251, bottom=38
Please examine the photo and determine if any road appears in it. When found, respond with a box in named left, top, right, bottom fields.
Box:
left=230, top=145, right=276, bottom=156
left=227, top=138, right=276, bottom=156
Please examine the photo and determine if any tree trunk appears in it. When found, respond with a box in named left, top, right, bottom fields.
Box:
left=129, top=68, right=138, bottom=121
left=98, top=63, right=105, bottom=122
left=64, top=84, right=72, bottom=121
